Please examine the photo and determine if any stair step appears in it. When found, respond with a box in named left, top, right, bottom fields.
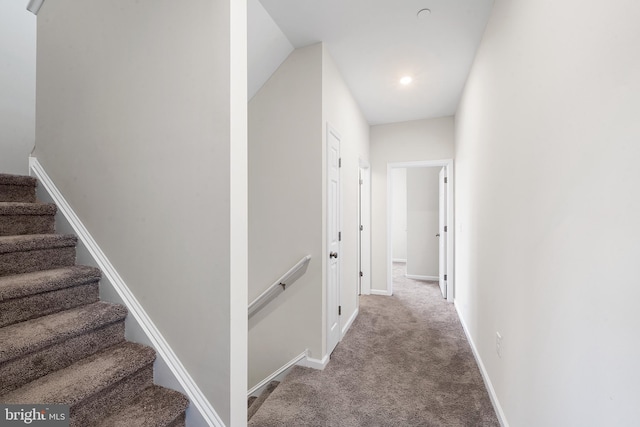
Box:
left=0, top=202, right=57, bottom=236
left=248, top=395, right=258, bottom=408
left=0, top=174, right=37, bottom=203
left=1, top=342, right=156, bottom=427
left=0, top=266, right=101, bottom=327
left=0, top=301, right=127, bottom=394
left=95, top=385, right=189, bottom=427
left=248, top=380, right=280, bottom=421
left=0, top=234, right=77, bottom=276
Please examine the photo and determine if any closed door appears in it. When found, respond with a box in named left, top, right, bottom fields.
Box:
left=438, top=167, right=447, bottom=298
left=327, top=125, right=341, bottom=355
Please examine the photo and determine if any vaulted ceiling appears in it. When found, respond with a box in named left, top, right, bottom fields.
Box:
left=248, top=0, right=494, bottom=125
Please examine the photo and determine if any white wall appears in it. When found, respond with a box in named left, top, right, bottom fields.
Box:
left=0, top=2, right=36, bottom=175
left=248, top=44, right=323, bottom=388
left=370, top=117, right=454, bottom=293
left=391, top=168, right=407, bottom=262
left=322, top=45, right=370, bottom=341
left=406, top=167, right=439, bottom=278
left=247, top=0, right=294, bottom=100
left=455, top=0, right=640, bottom=425
left=34, top=1, right=246, bottom=424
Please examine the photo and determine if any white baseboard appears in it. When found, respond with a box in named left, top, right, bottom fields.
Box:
left=406, top=274, right=439, bottom=281
left=370, top=289, right=392, bottom=296
left=248, top=350, right=307, bottom=397
left=29, top=158, right=223, bottom=427
left=454, top=301, right=509, bottom=427
left=341, top=307, right=359, bottom=337
left=392, top=258, right=407, bottom=263
left=297, top=353, right=329, bottom=370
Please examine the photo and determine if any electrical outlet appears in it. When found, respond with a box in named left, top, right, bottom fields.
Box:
left=496, top=332, right=503, bottom=358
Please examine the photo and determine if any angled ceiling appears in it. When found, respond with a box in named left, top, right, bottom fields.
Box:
left=249, top=0, right=494, bottom=125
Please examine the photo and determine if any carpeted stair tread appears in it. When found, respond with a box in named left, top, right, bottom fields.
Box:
left=0, top=341, right=156, bottom=405
left=0, top=202, right=57, bottom=216
left=0, top=234, right=77, bottom=254
left=0, top=174, right=37, bottom=203
left=0, top=266, right=101, bottom=328
left=248, top=380, right=280, bottom=421
left=94, top=385, right=189, bottom=427
left=0, top=265, right=101, bottom=301
left=0, top=174, right=37, bottom=187
left=248, top=395, right=258, bottom=408
left=0, top=301, right=127, bottom=363
left=0, top=202, right=57, bottom=236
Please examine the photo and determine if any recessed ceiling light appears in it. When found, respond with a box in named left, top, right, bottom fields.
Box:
left=400, top=76, right=413, bottom=86
left=417, top=8, right=431, bottom=19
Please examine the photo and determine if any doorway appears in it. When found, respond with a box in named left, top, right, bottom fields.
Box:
left=387, top=160, right=454, bottom=302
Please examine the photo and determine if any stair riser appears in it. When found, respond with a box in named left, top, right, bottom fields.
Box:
left=71, top=364, right=154, bottom=427
left=0, top=283, right=99, bottom=328
left=0, top=247, right=76, bottom=277
left=0, top=185, right=36, bottom=203
left=0, top=321, right=125, bottom=395
left=0, top=215, right=56, bottom=236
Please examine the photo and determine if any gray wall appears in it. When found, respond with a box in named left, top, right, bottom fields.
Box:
left=34, top=0, right=244, bottom=424
left=455, top=0, right=640, bottom=425
left=0, top=2, right=36, bottom=174
left=248, top=43, right=369, bottom=389
left=249, top=44, right=324, bottom=387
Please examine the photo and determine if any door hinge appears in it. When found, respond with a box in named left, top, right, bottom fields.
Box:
left=444, top=177, right=448, bottom=184
left=339, top=158, right=342, bottom=168
left=338, top=231, right=342, bottom=241
left=360, top=225, right=363, bottom=231
left=338, top=306, right=342, bottom=315
left=444, top=274, right=447, bottom=281
left=359, top=178, right=363, bottom=185
left=360, top=271, right=363, bottom=277
left=444, top=225, right=448, bottom=232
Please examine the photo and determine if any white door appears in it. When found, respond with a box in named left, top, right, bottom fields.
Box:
left=438, top=167, right=447, bottom=298
left=327, top=126, right=341, bottom=355
left=358, top=165, right=371, bottom=295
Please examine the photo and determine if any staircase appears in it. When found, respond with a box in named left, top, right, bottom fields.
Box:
left=0, top=173, right=189, bottom=426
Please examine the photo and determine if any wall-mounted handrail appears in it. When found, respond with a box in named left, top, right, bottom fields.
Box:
left=248, top=255, right=311, bottom=319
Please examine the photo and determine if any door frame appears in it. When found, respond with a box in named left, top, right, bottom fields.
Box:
left=386, top=159, right=455, bottom=302
left=358, top=159, right=372, bottom=295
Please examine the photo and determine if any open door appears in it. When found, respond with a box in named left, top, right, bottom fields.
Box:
left=438, top=167, right=447, bottom=298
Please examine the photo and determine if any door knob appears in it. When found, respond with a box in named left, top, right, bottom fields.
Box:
left=329, top=252, right=338, bottom=259
left=436, top=234, right=440, bottom=237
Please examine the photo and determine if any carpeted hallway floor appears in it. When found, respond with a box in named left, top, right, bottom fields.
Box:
left=248, top=263, right=500, bottom=427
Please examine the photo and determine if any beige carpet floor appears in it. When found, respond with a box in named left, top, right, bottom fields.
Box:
left=248, top=263, right=500, bottom=427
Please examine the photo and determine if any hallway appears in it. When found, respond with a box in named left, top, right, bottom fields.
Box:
left=248, top=263, right=499, bottom=426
